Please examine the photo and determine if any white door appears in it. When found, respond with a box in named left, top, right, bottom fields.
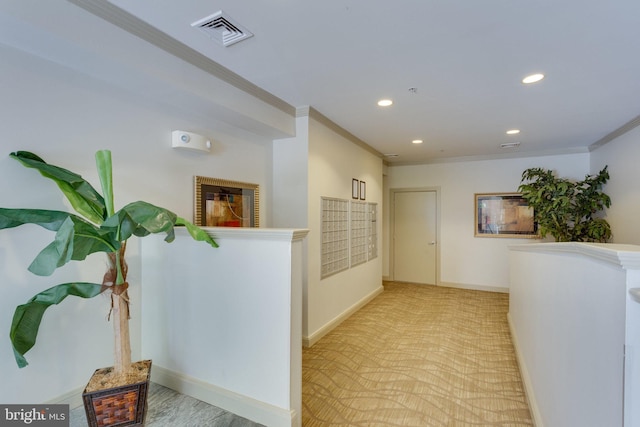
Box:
left=393, top=190, right=437, bottom=284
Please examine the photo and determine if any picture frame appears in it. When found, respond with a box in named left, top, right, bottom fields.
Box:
left=474, top=193, right=537, bottom=238
left=352, top=178, right=359, bottom=199
left=359, top=181, right=366, bottom=200
left=194, top=176, right=259, bottom=227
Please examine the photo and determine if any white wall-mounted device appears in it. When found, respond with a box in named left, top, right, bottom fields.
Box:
left=171, top=130, right=211, bottom=153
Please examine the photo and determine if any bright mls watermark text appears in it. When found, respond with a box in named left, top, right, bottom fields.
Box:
left=0, top=405, right=68, bottom=426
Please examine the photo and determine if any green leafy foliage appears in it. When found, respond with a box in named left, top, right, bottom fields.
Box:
left=0, top=209, right=119, bottom=275
left=518, top=166, right=612, bottom=242
left=95, top=150, right=115, bottom=216
left=10, top=282, right=104, bottom=368
left=1, top=150, right=218, bottom=367
left=103, top=201, right=179, bottom=242
left=10, top=151, right=106, bottom=224
left=176, top=217, right=219, bottom=248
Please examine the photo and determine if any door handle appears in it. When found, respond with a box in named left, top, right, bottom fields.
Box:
left=429, top=241, right=436, bottom=245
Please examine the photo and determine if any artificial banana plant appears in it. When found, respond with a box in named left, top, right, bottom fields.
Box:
left=0, top=150, right=218, bottom=374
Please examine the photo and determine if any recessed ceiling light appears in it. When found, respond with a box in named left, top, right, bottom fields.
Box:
left=506, top=129, right=520, bottom=135
left=522, top=73, right=545, bottom=84
left=412, top=139, right=423, bottom=144
left=377, top=99, right=393, bottom=107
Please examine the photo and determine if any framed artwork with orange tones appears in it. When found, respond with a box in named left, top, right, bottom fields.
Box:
left=474, top=193, right=537, bottom=238
left=194, top=176, right=259, bottom=227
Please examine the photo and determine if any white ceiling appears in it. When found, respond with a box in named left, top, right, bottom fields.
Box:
left=20, top=1, right=640, bottom=164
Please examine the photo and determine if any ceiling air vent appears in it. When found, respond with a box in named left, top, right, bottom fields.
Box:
left=500, top=142, right=521, bottom=149
left=191, top=11, right=253, bottom=47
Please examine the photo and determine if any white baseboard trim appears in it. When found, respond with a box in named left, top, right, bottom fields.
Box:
left=508, top=313, right=543, bottom=427
left=152, top=365, right=297, bottom=427
left=44, top=367, right=297, bottom=426
left=439, top=281, right=509, bottom=294
left=45, top=386, right=84, bottom=409
left=303, top=285, right=384, bottom=348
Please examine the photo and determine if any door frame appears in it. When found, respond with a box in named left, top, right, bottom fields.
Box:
left=389, top=187, right=441, bottom=285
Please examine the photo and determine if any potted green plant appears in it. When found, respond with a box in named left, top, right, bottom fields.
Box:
left=518, top=166, right=612, bottom=242
left=0, top=150, right=218, bottom=426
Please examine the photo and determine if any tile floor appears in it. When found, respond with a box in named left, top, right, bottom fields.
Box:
left=70, top=382, right=264, bottom=426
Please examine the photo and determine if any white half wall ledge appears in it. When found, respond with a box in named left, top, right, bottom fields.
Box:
left=141, top=226, right=309, bottom=427
left=201, top=226, right=310, bottom=242
left=509, top=241, right=640, bottom=269
left=508, top=241, right=640, bottom=427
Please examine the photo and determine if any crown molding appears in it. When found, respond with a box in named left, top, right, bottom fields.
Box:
left=589, top=114, right=640, bottom=151
left=67, top=0, right=296, bottom=117
left=387, top=146, right=589, bottom=167
left=296, top=106, right=385, bottom=160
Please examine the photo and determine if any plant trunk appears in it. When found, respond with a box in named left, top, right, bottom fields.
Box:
left=112, top=291, right=132, bottom=375
left=104, top=243, right=131, bottom=376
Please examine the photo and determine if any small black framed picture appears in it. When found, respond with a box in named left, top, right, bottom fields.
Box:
left=352, top=178, right=359, bottom=199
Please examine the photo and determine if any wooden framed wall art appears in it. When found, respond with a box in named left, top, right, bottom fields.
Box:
left=474, top=193, right=537, bottom=238
left=194, top=176, right=259, bottom=227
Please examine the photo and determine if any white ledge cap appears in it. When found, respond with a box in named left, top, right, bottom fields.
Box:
left=175, top=226, right=309, bottom=242
left=509, top=242, right=640, bottom=270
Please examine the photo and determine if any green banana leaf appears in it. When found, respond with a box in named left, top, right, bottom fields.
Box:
left=0, top=209, right=73, bottom=231
left=11, top=282, right=105, bottom=368
left=102, top=201, right=218, bottom=247
left=103, top=201, right=178, bottom=242
left=3, top=150, right=218, bottom=369
left=95, top=150, right=115, bottom=216
left=10, top=151, right=106, bottom=224
left=177, top=217, right=219, bottom=248
left=0, top=203, right=217, bottom=277
left=0, top=209, right=120, bottom=276
left=29, top=216, right=119, bottom=276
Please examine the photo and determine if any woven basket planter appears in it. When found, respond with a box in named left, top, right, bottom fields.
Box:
left=82, top=360, right=152, bottom=427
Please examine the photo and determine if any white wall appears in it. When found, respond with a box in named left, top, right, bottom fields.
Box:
left=272, top=113, right=385, bottom=343
left=141, top=228, right=307, bottom=427
left=272, top=116, right=310, bottom=229
left=509, top=243, right=632, bottom=427
left=0, top=30, right=281, bottom=405
left=305, top=117, right=384, bottom=341
left=590, top=125, right=640, bottom=244
left=385, top=153, right=590, bottom=290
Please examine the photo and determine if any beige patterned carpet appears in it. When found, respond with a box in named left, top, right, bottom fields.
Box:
left=302, top=282, right=533, bottom=426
